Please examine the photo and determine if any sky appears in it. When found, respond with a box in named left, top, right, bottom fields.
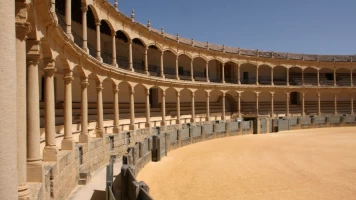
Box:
left=110, top=0, right=356, bottom=55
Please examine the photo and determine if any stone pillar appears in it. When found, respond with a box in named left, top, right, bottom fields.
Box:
left=334, top=93, right=337, bottom=115
left=271, top=92, right=274, bottom=117
left=271, top=67, right=274, bottom=85
left=176, top=91, right=181, bottom=125
left=190, top=60, right=194, bottom=81
left=191, top=91, right=196, bottom=125
left=206, top=91, right=210, bottom=121
left=26, top=49, right=43, bottom=183
left=0, top=1, right=18, bottom=197
left=81, top=6, right=88, bottom=53
left=176, top=56, right=180, bottom=80
left=351, top=94, right=354, bottom=115
left=334, top=68, right=337, bottom=86
left=65, top=0, right=73, bottom=40
left=302, top=92, right=305, bottom=116
left=302, top=69, right=304, bottom=86
left=317, top=93, right=321, bottom=116
left=286, top=93, right=290, bottom=117
left=61, top=71, right=75, bottom=150
left=237, top=64, right=241, bottom=84
left=144, top=47, right=148, bottom=75
left=351, top=70, right=353, bottom=86
left=256, top=92, right=259, bottom=116
left=43, top=61, right=58, bottom=162
left=161, top=90, right=166, bottom=129
left=16, top=21, right=31, bottom=199
left=96, top=82, right=104, bottom=137
left=222, top=63, right=225, bottom=83
left=112, top=32, right=117, bottom=67
left=256, top=65, right=259, bottom=85
left=222, top=93, right=226, bottom=120
left=95, top=20, right=101, bottom=61
left=206, top=61, right=209, bottom=82
left=113, top=84, right=120, bottom=133
left=237, top=92, right=241, bottom=118
left=145, top=88, right=151, bottom=128
left=129, top=87, right=135, bottom=130
left=129, top=40, right=133, bottom=71
left=287, top=68, right=289, bottom=86
left=160, top=52, right=164, bottom=78
left=317, top=69, right=320, bottom=86
left=79, top=77, right=89, bottom=143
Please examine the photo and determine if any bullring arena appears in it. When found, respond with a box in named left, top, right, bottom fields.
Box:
left=1, top=0, right=356, bottom=200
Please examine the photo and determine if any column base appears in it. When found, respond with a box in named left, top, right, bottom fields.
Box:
left=130, top=68, right=135, bottom=72
left=95, top=128, right=104, bottom=138
left=176, top=119, right=180, bottom=125
left=113, top=127, right=120, bottom=134
left=61, top=139, right=75, bottom=150
left=176, top=77, right=180, bottom=80
left=27, top=161, right=44, bottom=182
left=83, top=47, right=89, bottom=54
left=18, top=185, right=31, bottom=200
left=160, top=75, right=165, bottom=79
left=206, top=116, right=210, bottom=121
left=145, top=122, right=150, bottom=128
left=79, top=133, right=90, bottom=143
left=129, top=124, right=135, bottom=130
left=145, top=71, right=149, bottom=76
left=96, top=56, right=102, bottom=62
left=160, top=121, right=166, bottom=127
left=43, top=146, right=58, bottom=162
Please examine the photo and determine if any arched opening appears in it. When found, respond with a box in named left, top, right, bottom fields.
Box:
left=55, top=0, right=66, bottom=31
left=195, top=89, right=208, bottom=122
left=165, top=88, right=178, bottom=124
left=319, top=68, right=334, bottom=86
left=132, top=38, right=145, bottom=73
left=259, top=92, right=271, bottom=115
left=71, top=0, right=83, bottom=47
left=118, top=82, right=131, bottom=130
left=116, top=31, right=129, bottom=69
left=289, top=67, right=303, bottom=85
left=240, top=63, right=257, bottom=84
left=304, top=91, right=318, bottom=115
left=258, top=65, right=271, bottom=85
left=303, top=67, right=318, bottom=86
left=208, top=60, right=222, bottom=83
left=193, top=57, right=207, bottom=82
left=224, top=62, right=238, bottom=83
left=163, top=50, right=176, bottom=79
left=147, top=45, right=161, bottom=77
left=336, top=68, right=351, bottom=86
left=240, top=91, right=257, bottom=116
left=289, top=91, right=302, bottom=115
left=320, top=91, right=335, bottom=114
left=337, top=92, right=351, bottom=114
left=178, top=54, right=192, bottom=80
left=86, top=6, right=97, bottom=57
left=273, top=66, right=287, bottom=85
left=100, top=20, right=113, bottom=65
left=274, top=92, right=287, bottom=116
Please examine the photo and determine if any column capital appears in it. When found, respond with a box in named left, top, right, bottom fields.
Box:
left=81, top=5, right=88, bottom=13
left=111, top=31, right=116, bottom=36
left=206, top=91, right=210, bottom=97
left=162, top=90, right=166, bottom=96
left=145, top=88, right=150, bottom=95
left=176, top=91, right=180, bottom=97
left=222, top=92, right=226, bottom=97
left=96, top=82, right=103, bottom=91
left=80, top=77, right=89, bottom=87
left=16, top=22, right=31, bottom=41
left=43, top=65, right=56, bottom=77
left=63, top=74, right=74, bottom=84
left=270, top=92, right=275, bottom=97
left=191, top=91, right=195, bottom=97
left=95, top=20, right=101, bottom=26
left=113, top=86, right=119, bottom=93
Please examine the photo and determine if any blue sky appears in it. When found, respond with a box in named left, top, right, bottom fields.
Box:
left=110, top=0, right=355, bottom=55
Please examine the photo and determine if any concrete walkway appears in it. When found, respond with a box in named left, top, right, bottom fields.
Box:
left=68, top=159, right=123, bottom=200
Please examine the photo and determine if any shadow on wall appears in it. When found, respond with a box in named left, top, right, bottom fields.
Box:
left=90, top=190, right=106, bottom=200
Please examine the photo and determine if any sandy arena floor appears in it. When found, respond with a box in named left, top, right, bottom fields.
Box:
left=137, top=127, right=356, bottom=200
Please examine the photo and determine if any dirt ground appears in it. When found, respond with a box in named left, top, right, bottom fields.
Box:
left=137, top=127, right=356, bottom=200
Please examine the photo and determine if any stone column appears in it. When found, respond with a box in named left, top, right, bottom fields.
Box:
left=350, top=69, right=353, bottom=86
left=334, top=68, right=337, bottom=86
left=317, top=93, right=321, bottom=116
left=206, top=61, right=209, bottom=82
left=237, top=92, right=241, bottom=118
left=222, top=63, right=225, bottom=83
left=334, top=93, right=337, bottom=115
left=95, top=20, right=101, bottom=61
left=65, top=0, right=73, bottom=40
left=81, top=6, right=88, bottom=53
left=256, top=65, right=259, bottom=85
left=43, top=61, right=58, bottom=162
left=317, top=69, right=320, bottom=86
left=256, top=92, right=259, bottom=116
left=287, top=68, right=289, bottom=86
left=113, top=84, right=120, bottom=133
left=302, top=92, right=305, bottom=116
left=26, top=49, right=43, bottom=183
left=16, top=21, right=31, bottom=199
left=129, top=40, right=133, bottom=71
left=112, top=32, right=117, bottom=67
left=145, top=88, right=151, bottom=128
left=176, top=56, right=180, bottom=80
left=222, top=93, right=226, bottom=120
left=271, top=67, right=274, bottom=85
left=206, top=91, right=210, bottom=121
left=144, top=47, right=148, bottom=75
left=237, top=64, right=241, bottom=84
left=191, top=91, right=196, bottom=125
left=96, top=82, right=104, bottom=137
left=176, top=91, right=181, bottom=125
left=61, top=71, right=75, bottom=150
left=161, top=90, right=166, bottom=129
left=286, top=93, right=290, bottom=117
left=351, top=94, right=354, bottom=115
left=160, top=52, right=165, bottom=78
left=129, top=87, right=135, bottom=130
left=79, top=77, right=89, bottom=143
left=302, top=69, right=304, bottom=86
left=190, top=60, right=194, bottom=81
left=270, top=92, right=274, bottom=117
left=0, top=1, right=18, bottom=197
